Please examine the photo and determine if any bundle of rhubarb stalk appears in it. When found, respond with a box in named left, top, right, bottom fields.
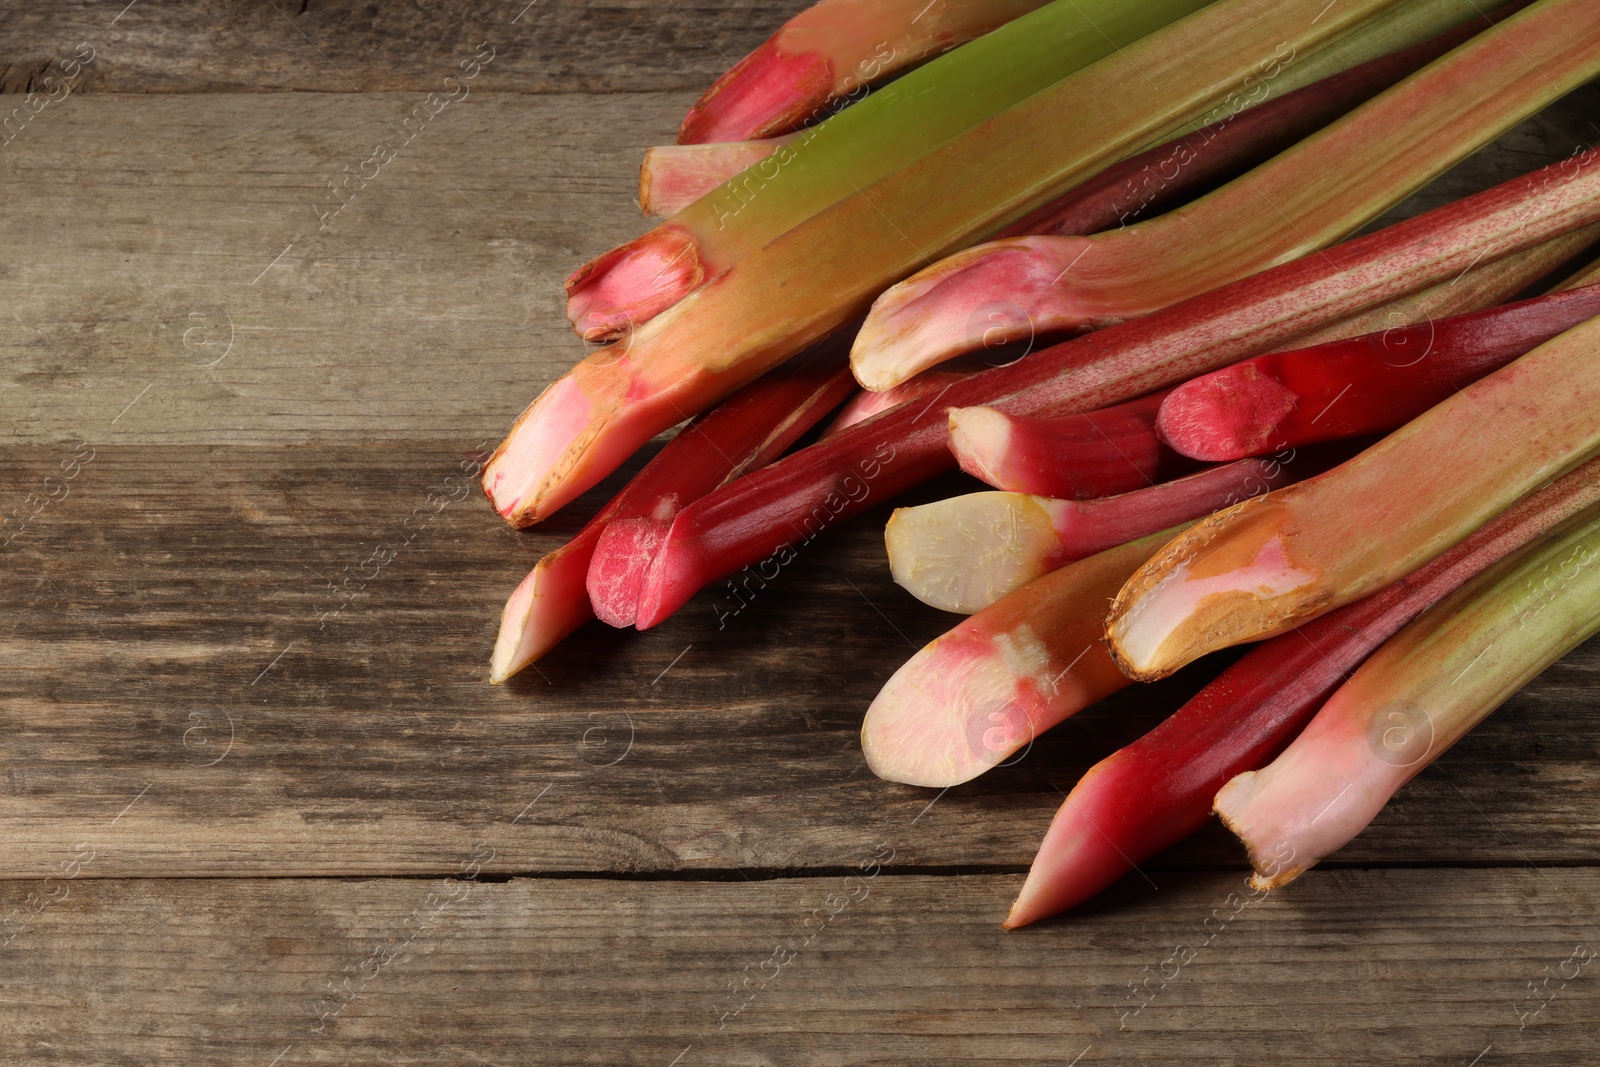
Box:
left=482, top=0, right=1600, bottom=926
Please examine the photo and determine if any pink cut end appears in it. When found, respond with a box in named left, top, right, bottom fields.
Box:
left=852, top=237, right=1095, bottom=392
left=587, top=516, right=672, bottom=628
left=564, top=227, right=706, bottom=341
left=677, top=41, right=835, bottom=145
left=1157, top=365, right=1299, bottom=462
left=482, top=376, right=596, bottom=527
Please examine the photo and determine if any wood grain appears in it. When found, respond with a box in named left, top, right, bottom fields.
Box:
left=1, top=441, right=1596, bottom=878
left=1, top=0, right=807, bottom=95
left=0, top=869, right=1593, bottom=1065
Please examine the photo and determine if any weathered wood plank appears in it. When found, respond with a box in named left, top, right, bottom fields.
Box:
left=2, top=440, right=1597, bottom=878
left=0, top=88, right=1595, bottom=445
left=2, top=0, right=805, bottom=95
left=0, top=869, right=1593, bottom=1064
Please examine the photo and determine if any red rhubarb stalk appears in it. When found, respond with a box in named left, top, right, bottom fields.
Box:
left=1107, top=311, right=1600, bottom=681
left=886, top=449, right=1320, bottom=613
left=1284, top=221, right=1600, bottom=348
left=945, top=391, right=1197, bottom=499
left=850, top=0, right=1599, bottom=391
left=630, top=150, right=1600, bottom=629
left=1213, top=500, right=1600, bottom=891
left=1156, top=280, right=1600, bottom=462
left=490, top=341, right=852, bottom=681
left=1006, top=455, right=1600, bottom=926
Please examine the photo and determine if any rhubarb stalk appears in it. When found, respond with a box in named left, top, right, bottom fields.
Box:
left=568, top=0, right=1214, bottom=340
left=1213, top=502, right=1600, bottom=890
left=676, top=0, right=1051, bottom=144
left=1006, top=455, right=1600, bottom=925
left=945, top=391, right=1196, bottom=499
left=630, top=149, right=1600, bottom=628
left=861, top=528, right=1189, bottom=788
left=489, top=341, right=852, bottom=681
left=495, top=0, right=1410, bottom=523
left=850, top=0, right=1600, bottom=391
left=1106, top=313, right=1600, bottom=682
left=1156, top=279, right=1600, bottom=462
left=886, top=450, right=1322, bottom=614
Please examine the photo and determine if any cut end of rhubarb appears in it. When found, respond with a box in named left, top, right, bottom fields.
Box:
left=482, top=375, right=600, bottom=528
left=1156, top=364, right=1299, bottom=462
left=850, top=237, right=1096, bottom=392
left=677, top=39, right=834, bottom=144
left=587, top=516, right=672, bottom=629
left=861, top=625, right=1051, bottom=788
left=1212, top=772, right=1312, bottom=891
left=632, top=522, right=705, bottom=631
left=489, top=543, right=597, bottom=683
left=1106, top=500, right=1321, bottom=680
left=639, top=139, right=788, bottom=218
left=946, top=406, right=1013, bottom=487
left=564, top=227, right=706, bottom=341
left=885, top=494, right=1060, bottom=614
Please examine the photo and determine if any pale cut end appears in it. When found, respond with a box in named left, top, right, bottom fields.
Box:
left=677, top=39, right=834, bottom=144
left=564, top=226, right=706, bottom=341
left=1106, top=501, right=1319, bottom=680
left=946, top=406, right=1015, bottom=487
left=587, top=517, right=671, bottom=628
left=1156, top=364, right=1299, bottom=462
left=850, top=237, right=1095, bottom=392
left=861, top=625, right=1053, bottom=788
left=639, top=138, right=787, bottom=218
left=1213, top=772, right=1313, bottom=891
left=885, top=494, right=1061, bottom=614
left=482, top=375, right=602, bottom=528
left=489, top=545, right=596, bottom=683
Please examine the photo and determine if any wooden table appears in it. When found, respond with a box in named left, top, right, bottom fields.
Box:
left=2, top=3, right=1596, bottom=1063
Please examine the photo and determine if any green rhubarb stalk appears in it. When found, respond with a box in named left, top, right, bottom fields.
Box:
left=1214, top=503, right=1600, bottom=890
left=850, top=0, right=1600, bottom=391
left=567, top=0, right=1213, bottom=340
left=568, top=0, right=1502, bottom=340
left=488, top=0, right=1414, bottom=526
left=1106, top=312, right=1600, bottom=681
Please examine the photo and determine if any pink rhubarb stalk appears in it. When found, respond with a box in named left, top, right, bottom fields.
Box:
left=850, top=0, right=1600, bottom=391
left=861, top=528, right=1188, bottom=788
left=946, top=391, right=1197, bottom=499
left=1156, top=279, right=1600, bottom=462
left=677, top=0, right=1050, bottom=144
left=1007, top=455, right=1600, bottom=925
left=490, top=341, right=852, bottom=681
left=1212, top=499, right=1600, bottom=891
left=628, top=149, right=1600, bottom=628
left=1106, top=313, right=1600, bottom=682
left=885, top=450, right=1320, bottom=613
